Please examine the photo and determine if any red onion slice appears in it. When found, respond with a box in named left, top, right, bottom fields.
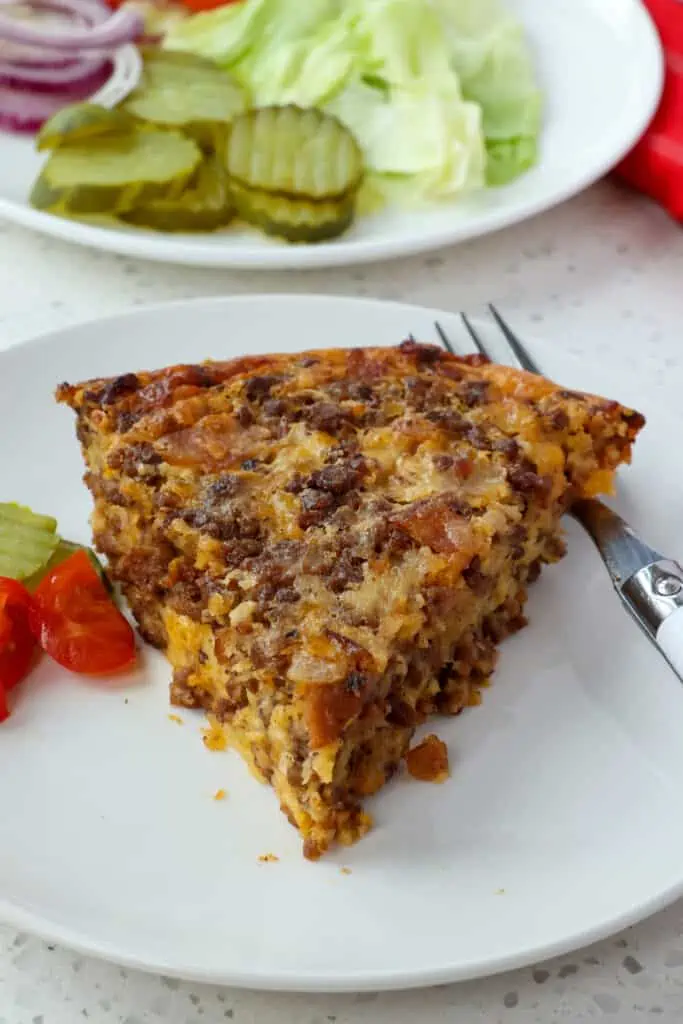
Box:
left=0, top=52, right=108, bottom=87
left=0, top=58, right=108, bottom=129
left=7, top=0, right=111, bottom=26
left=0, top=6, right=144, bottom=52
left=0, top=42, right=141, bottom=132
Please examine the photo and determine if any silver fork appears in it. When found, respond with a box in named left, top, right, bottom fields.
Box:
left=431, top=306, right=683, bottom=683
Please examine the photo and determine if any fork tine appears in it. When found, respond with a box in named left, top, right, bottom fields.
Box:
left=460, top=312, right=492, bottom=360
left=433, top=321, right=458, bottom=356
left=487, top=303, right=540, bottom=375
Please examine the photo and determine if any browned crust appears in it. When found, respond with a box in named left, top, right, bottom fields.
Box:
left=56, top=342, right=644, bottom=437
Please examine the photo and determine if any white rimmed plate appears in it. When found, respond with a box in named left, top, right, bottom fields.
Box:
left=1, top=294, right=682, bottom=992
left=0, top=0, right=664, bottom=269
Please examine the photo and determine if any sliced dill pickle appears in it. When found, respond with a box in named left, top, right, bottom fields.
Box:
left=123, top=50, right=246, bottom=133
left=122, top=157, right=234, bottom=232
left=36, top=103, right=137, bottom=153
left=226, top=105, right=363, bottom=202
left=0, top=503, right=59, bottom=580
left=29, top=172, right=67, bottom=213
left=40, top=129, right=202, bottom=215
left=230, top=179, right=355, bottom=243
left=140, top=47, right=223, bottom=73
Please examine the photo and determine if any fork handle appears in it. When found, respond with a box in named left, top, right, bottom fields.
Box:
left=621, top=559, right=683, bottom=683
left=657, top=610, right=683, bottom=681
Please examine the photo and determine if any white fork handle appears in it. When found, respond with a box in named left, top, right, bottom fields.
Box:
left=657, top=609, right=683, bottom=682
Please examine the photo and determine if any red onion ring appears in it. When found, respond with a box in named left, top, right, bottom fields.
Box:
left=0, top=0, right=143, bottom=134
left=0, top=51, right=106, bottom=83
left=0, top=6, right=143, bottom=52
left=0, top=56, right=109, bottom=130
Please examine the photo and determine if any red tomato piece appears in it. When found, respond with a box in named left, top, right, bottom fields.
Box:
left=0, top=578, right=37, bottom=703
left=180, top=0, right=241, bottom=11
left=32, top=550, right=136, bottom=675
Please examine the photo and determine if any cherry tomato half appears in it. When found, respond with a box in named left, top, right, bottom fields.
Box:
left=179, top=0, right=241, bottom=11
left=0, top=577, right=37, bottom=718
left=31, top=550, right=136, bottom=675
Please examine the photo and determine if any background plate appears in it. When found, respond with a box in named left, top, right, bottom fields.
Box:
left=0, top=0, right=663, bottom=269
left=1, top=295, right=682, bottom=992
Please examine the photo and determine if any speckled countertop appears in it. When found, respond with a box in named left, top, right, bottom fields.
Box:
left=1, top=181, right=683, bottom=1023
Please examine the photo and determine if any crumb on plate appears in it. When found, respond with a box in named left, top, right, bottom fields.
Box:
left=202, top=720, right=228, bottom=751
left=258, top=853, right=279, bottom=863
left=405, top=734, right=449, bottom=783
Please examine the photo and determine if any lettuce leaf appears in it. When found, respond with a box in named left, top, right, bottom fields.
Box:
left=166, top=0, right=541, bottom=203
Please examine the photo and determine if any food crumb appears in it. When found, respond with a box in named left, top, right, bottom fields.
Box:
left=340, top=867, right=352, bottom=876
left=168, top=714, right=183, bottom=725
left=213, top=789, right=227, bottom=801
left=124, top=698, right=129, bottom=704
left=405, top=734, right=449, bottom=783
left=258, top=853, right=279, bottom=863
left=202, top=721, right=228, bottom=751
left=495, top=888, right=506, bottom=895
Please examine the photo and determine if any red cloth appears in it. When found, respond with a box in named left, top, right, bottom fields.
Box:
left=615, top=0, right=683, bottom=221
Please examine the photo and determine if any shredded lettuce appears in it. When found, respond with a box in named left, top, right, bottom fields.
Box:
left=166, top=0, right=541, bottom=205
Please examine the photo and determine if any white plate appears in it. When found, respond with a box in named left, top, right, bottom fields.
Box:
left=0, top=0, right=663, bottom=269
left=1, top=295, right=683, bottom=993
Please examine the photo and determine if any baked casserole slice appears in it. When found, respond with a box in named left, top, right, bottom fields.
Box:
left=57, top=342, right=644, bottom=858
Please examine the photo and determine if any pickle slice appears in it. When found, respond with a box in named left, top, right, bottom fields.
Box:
left=29, top=172, right=67, bottom=213
left=0, top=503, right=59, bottom=580
left=140, top=47, right=224, bottom=73
left=123, top=50, right=247, bottom=132
left=39, top=128, right=202, bottom=216
left=36, top=103, right=137, bottom=153
left=230, top=179, right=355, bottom=243
left=225, top=105, right=363, bottom=202
left=122, top=157, right=234, bottom=232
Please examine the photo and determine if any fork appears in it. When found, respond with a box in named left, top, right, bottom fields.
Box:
left=430, top=306, right=683, bottom=683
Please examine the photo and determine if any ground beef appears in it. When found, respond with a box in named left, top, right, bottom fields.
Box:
left=493, top=437, right=520, bottom=459
left=85, top=472, right=131, bottom=507
left=167, top=580, right=204, bottom=621
left=285, top=473, right=305, bottom=494
left=108, top=441, right=163, bottom=479
left=462, top=555, right=489, bottom=595
left=245, top=375, right=280, bottom=401
left=462, top=381, right=490, bottom=408
left=328, top=549, right=365, bottom=592
left=85, top=373, right=139, bottom=406
left=263, top=398, right=287, bottom=418
left=508, top=464, right=553, bottom=504
left=206, top=474, right=240, bottom=499
left=547, top=408, right=570, bottom=431
left=302, top=402, right=347, bottom=434
left=236, top=405, right=253, bottom=427
left=298, top=488, right=336, bottom=529
left=307, top=459, right=365, bottom=495
left=398, top=339, right=443, bottom=365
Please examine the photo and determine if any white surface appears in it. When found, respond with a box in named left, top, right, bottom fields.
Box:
left=0, top=0, right=663, bottom=269
left=658, top=610, right=683, bottom=682
left=1, top=179, right=683, bottom=1021
left=2, top=292, right=683, bottom=994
